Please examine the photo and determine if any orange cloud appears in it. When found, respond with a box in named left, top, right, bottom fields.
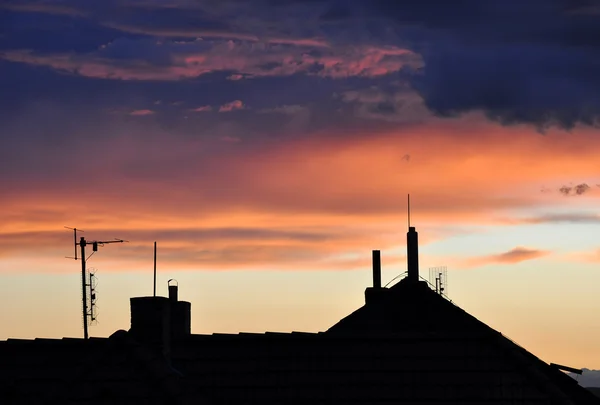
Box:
left=505, top=213, right=600, bottom=225
left=1, top=117, right=600, bottom=272
left=564, top=248, right=600, bottom=263
left=463, top=246, right=551, bottom=268
left=0, top=224, right=410, bottom=272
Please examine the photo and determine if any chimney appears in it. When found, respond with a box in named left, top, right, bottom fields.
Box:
left=168, top=279, right=178, bottom=302
left=365, top=250, right=388, bottom=304
left=372, top=250, right=381, bottom=288
left=129, top=296, right=171, bottom=358
left=168, top=279, right=191, bottom=342
left=128, top=280, right=191, bottom=357
left=407, top=226, right=419, bottom=282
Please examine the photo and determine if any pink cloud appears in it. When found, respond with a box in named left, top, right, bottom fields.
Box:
left=219, top=100, right=245, bottom=112
left=267, top=38, right=330, bottom=48
left=0, top=40, right=421, bottom=81
left=191, top=105, right=213, bottom=112
left=129, top=109, right=155, bottom=116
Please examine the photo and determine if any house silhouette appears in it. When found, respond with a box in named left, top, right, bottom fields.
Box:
left=1, top=225, right=598, bottom=404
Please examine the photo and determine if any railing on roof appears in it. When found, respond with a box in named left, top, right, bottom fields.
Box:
left=383, top=271, right=455, bottom=305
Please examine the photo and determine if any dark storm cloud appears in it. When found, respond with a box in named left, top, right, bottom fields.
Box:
left=363, top=0, right=600, bottom=129
left=0, top=7, right=135, bottom=53
left=2, top=0, right=599, bottom=131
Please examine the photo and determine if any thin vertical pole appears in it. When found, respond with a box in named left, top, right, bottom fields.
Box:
left=407, top=194, right=411, bottom=229
left=74, top=228, right=77, bottom=260
left=153, top=241, right=157, bottom=297
left=80, top=237, right=88, bottom=340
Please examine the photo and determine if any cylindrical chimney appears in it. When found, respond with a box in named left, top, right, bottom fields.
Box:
left=168, top=279, right=178, bottom=302
left=167, top=279, right=191, bottom=341
left=129, top=296, right=171, bottom=358
left=372, top=250, right=381, bottom=288
left=407, top=226, right=419, bottom=282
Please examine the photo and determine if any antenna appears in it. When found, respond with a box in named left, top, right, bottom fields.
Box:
left=88, top=267, right=98, bottom=326
left=64, top=226, right=84, bottom=260
left=66, top=229, right=128, bottom=340
left=428, top=266, right=448, bottom=296
left=153, top=241, right=157, bottom=297
left=407, top=194, right=411, bottom=229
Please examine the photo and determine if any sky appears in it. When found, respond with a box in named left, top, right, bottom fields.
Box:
left=1, top=0, right=600, bottom=369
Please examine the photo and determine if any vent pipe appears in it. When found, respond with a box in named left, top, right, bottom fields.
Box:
left=372, top=250, right=381, bottom=288
left=407, top=226, right=419, bottom=282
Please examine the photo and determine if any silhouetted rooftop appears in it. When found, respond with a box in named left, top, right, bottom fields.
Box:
left=2, top=278, right=598, bottom=404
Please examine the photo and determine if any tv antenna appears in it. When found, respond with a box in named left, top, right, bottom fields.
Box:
left=65, top=227, right=128, bottom=339
left=428, top=266, right=448, bottom=296
left=87, top=267, right=99, bottom=326
left=64, top=226, right=83, bottom=260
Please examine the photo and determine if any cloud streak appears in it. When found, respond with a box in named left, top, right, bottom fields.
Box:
left=464, top=246, right=551, bottom=267
left=129, top=109, right=155, bottom=116
left=1, top=40, right=420, bottom=82
left=511, top=213, right=600, bottom=225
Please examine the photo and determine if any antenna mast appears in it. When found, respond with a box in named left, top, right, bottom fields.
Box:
left=407, top=194, right=411, bottom=229
left=66, top=228, right=128, bottom=340
left=153, top=241, right=157, bottom=297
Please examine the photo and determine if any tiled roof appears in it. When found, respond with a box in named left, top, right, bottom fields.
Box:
left=168, top=280, right=600, bottom=404
left=0, top=330, right=201, bottom=405
left=2, top=279, right=598, bottom=404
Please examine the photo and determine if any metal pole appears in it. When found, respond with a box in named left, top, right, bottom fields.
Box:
left=407, top=194, right=410, bottom=229
left=74, top=228, right=77, bottom=260
left=153, top=241, right=157, bottom=297
left=80, top=237, right=88, bottom=340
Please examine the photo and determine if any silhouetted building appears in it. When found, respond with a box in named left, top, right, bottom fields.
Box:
left=1, top=226, right=598, bottom=404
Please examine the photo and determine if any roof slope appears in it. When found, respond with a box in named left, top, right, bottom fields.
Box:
left=168, top=279, right=599, bottom=404
left=0, top=330, right=201, bottom=405
left=327, top=279, right=600, bottom=404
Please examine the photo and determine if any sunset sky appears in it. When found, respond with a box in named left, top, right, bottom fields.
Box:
left=1, top=0, right=600, bottom=368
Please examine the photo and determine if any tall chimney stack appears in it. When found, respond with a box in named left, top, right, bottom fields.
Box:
left=407, top=226, right=419, bottom=282
left=372, top=250, right=381, bottom=288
